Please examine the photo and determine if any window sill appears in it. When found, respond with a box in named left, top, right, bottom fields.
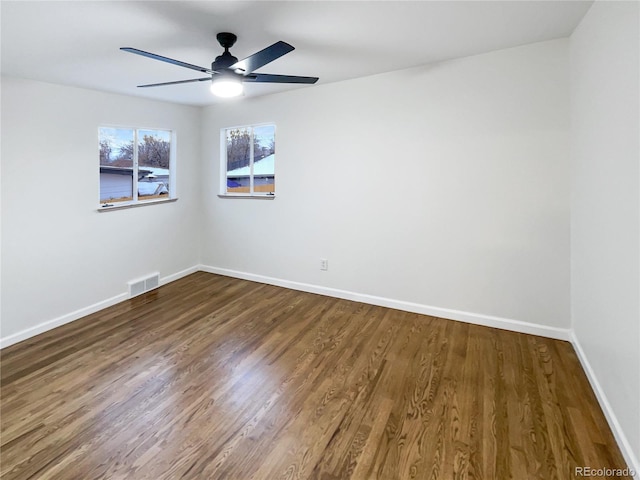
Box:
left=217, top=194, right=275, bottom=200
left=97, top=197, right=178, bottom=212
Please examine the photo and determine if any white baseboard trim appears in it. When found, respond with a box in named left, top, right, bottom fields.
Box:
left=160, top=265, right=199, bottom=286
left=570, top=332, right=640, bottom=478
left=0, top=266, right=199, bottom=349
left=0, top=292, right=128, bottom=349
left=198, top=265, right=572, bottom=341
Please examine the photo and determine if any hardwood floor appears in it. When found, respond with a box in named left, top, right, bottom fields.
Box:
left=0, top=272, right=631, bottom=479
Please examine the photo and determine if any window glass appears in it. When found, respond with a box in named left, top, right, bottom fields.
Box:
left=99, top=127, right=134, bottom=203
left=138, top=129, right=171, bottom=201
left=226, top=127, right=251, bottom=194
left=253, top=125, right=275, bottom=193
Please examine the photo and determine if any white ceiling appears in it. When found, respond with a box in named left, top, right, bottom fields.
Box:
left=1, top=1, right=592, bottom=106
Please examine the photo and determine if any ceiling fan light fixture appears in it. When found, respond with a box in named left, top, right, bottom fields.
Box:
left=210, top=76, right=243, bottom=98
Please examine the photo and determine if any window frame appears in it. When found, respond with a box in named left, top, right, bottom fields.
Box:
left=98, top=125, right=177, bottom=210
left=219, top=123, right=276, bottom=199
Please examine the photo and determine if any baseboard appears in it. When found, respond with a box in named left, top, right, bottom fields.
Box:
left=198, top=265, right=572, bottom=341
left=570, top=332, right=640, bottom=478
left=0, top=265, right=198, bottom=349
left=0, top=292, right=128, bottom=349
left=160, top=265, right=199, bottom=286
left=1, top=264, right=570, bottom=349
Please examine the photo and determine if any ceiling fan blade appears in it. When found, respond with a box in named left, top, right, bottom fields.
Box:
left=245, top=73, right=319, bottom=84
left=138, top=77, right=211, bottom=88
left=230, top=41, right=294, bottom=75
left=121, top=47, right=215, bottom=75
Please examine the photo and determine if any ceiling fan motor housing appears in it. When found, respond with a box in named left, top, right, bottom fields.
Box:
left=212, top=51, right=239, bottom=71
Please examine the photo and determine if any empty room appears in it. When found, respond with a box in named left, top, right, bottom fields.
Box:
left=1, top=1, right=638, bottom=479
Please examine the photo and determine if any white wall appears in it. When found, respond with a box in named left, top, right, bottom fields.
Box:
left=201, top=39, right=571, bottom=332
left=1, top=77, right=201, bottom=344
left=570, top=0, right=640, bottom=470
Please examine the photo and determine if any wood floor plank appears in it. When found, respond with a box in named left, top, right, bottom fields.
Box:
left=0, top=272, right=632, bottom=479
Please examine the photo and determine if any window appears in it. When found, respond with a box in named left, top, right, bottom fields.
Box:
left=221, top=124, right=275, bottom=196
left=99, top=126, right=174, bottom=207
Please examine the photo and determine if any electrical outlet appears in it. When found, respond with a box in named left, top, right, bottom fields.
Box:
left=320, top=258, right=328, bottom=271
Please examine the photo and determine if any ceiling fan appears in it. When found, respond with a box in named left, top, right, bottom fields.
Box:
left=121, top=32, right=319, bottom=98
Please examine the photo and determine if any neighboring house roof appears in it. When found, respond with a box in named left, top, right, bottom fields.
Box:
left=101, top=166, right=134, bottom=176
left=100, top=166, right=152, bottom=176
left=140, top=167, right=169, bottom=177
left=100, top=166, right=168, bottom=177
left=227, top=154, right=274, bottom=177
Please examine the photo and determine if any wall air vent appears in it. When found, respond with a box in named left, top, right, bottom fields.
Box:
left=128, top=272, right=160, bottom=298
